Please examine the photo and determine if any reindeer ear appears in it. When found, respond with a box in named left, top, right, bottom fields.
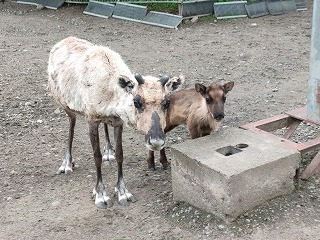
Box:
left=118, top=77, right=135, bottom=93
left=160, top=75, right=170, bottom=86
left=195, top=83, right=207, bottom=96
left=134, top=73, right=144, bottom=85
left=165, top=74, right=185, bottom=93
left=223, top=81, right=234, bottom=93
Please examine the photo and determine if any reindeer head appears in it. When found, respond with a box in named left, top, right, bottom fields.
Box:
left=195, top=81, right=234, bottom=121
left=133, top=73, right=185, bottom=151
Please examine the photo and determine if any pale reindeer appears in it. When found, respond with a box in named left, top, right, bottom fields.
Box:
left=146, top=81, right=234, bottom=170
left=48, top=37, right=184, bottom=208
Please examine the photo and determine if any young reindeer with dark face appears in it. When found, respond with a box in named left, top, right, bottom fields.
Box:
left=48, top=37, right=184, bottom=208
left=146, top=81, right=234, bottom=170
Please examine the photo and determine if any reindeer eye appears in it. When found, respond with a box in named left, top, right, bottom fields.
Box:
left=133, top=96, right=144, bottom=110
left=222, top=96, right=226, bottom=102
left=206, top=97, right=212, bottom=104
left=161, top=98, right=170, bottom=110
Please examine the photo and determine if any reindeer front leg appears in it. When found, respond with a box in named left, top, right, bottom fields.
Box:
left=57, top=112, right=76, bottom=175
left=159, top=148, right=170, bottom=170
left=89, top=121, right=113, bottom=208
left=147, top=150, right=156, bottom=170
left=114, top=125, right=136, bottom=206
left=146, top=149, right=169, bottom=170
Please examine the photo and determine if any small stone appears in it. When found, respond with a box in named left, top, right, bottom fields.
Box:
left=54, top=108, right=60, bottom=115
left=191, top=16, right=199, bottom=23
left=217, top=224, right=225, bottom=230
left=25, top=102, right=33, bottom=107
left=36, top=4, right=45, bottom=10
left=52, top=201, right=60, bottom=207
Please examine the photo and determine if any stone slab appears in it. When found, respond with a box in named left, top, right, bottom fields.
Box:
left=214, top=1, right=248, bottom=19
left=112, top=2, right=147, bottom=21
left=245, top=1, right=269, bottom=18
left=266, top=0, right=297, bottom=15
left=181, top=0, right=215, bottom=17
left=83, top=1, right=114, bottom=19
left=37, top=0, right=65, bottom=9
left=170, top=127, right=300, bottom=222
left=65, top=0, right=88, bottom=3
left=295, top=0, right=307, bottom=11
left=143, top=11, right=182, bottom=29
left=17, top=0, right=38, bottom=5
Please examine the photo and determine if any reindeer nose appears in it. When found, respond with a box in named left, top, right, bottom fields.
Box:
left=214, top=113, right=224, bottom=121
left=148, top=137, right=165, bottom=151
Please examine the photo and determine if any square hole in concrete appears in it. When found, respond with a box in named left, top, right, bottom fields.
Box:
left=216, top=145, right=242, bottom=156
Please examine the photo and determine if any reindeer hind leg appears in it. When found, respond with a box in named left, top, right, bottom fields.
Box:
left=147, top=150, right=156, bottom=170
left=102, top=123, right=115, bottom=163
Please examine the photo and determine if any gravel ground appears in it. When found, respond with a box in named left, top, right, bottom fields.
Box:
left=1, top=1, right=320, bottom=239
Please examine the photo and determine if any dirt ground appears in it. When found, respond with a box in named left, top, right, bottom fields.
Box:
left=1, top=1, right=320, bottom=239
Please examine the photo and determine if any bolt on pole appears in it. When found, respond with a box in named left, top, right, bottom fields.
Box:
left=307, top=1, right=320, bottom=122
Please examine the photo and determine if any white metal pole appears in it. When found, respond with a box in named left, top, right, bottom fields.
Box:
left=307, top=1, right=320, bottom=122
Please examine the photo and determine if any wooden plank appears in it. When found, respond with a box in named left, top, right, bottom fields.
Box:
left=240, top=114, right=292, bottom=132
left=301, top=151, right=320, bottom=179
left=283, top=119, right=302, bottom=139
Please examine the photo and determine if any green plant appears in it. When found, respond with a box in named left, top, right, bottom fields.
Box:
left=215, top=0, right=257, bottom=2
left=137, top=2, right=179, bottom=14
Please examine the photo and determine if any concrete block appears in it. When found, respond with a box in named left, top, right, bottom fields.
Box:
left=170, top=127, right=300, bottom=222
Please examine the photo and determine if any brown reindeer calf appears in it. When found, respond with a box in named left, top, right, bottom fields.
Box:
left=147, top=81, right=234, bottom=170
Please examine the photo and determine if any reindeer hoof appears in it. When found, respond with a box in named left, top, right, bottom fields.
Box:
left=148, top=164, right=156, bottom=171
left=93, top=189, right=113, bottom=208
left=102, top=154, right=115, bottom=163
left=115, top=187, right=136, bottom=206
left=64, top=166, right=73, bottom=174
left=56, top=166, right=73, bottom=175
left=102, top=147, right=115, bottom=163
left=128, top=195, right=137, bottom=203
left=162, top=161, right=171, bottom=170
left=56, top=160, right=74, bottom=175
left=95, top=198, right=113, bottom=208
left=119, top=197, right=128, bottom=206
left=118, top=194, right=136, bottom=206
